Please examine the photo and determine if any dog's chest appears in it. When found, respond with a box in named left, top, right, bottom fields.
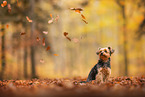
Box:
left=99, top=67, right=111, bottom=75
left=95, top=67, right=111, bottom=83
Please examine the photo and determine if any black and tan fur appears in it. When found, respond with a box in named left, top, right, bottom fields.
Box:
left=81, top=47, right=114, bottom=83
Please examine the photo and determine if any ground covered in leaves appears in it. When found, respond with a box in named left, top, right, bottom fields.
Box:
left=0, top=76, right=145, bottom=97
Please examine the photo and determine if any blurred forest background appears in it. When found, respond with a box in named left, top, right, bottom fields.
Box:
left=0, top=0, right=145, bottom=80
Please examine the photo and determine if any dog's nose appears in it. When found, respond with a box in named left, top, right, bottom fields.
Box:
left=101, top=52, right=103, bottom=55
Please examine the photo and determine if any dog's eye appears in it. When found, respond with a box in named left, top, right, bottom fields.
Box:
left=104, top=50, right=107, bottom=53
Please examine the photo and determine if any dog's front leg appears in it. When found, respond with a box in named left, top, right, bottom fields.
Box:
left=105, top=68, right=111, bottom=82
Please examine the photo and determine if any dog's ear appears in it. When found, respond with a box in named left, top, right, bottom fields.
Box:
left=96, top=47, right=101, bottom=55
left=108, top=47, right=115, bottom=55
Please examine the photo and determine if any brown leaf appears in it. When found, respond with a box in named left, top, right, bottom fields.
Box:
left=46, top=46, right=50, bottom=51
left=20, top=32, right=26, bottom=35
left=81, top=14, right=86, bottom=20
left=64, top=32, right=68, bottom=37
left=82, top=19, right=88, bottom=24
left=66, top=37, right=71, bottom=41
left=7, top=4, right=11, bottom=13
left=36, top=37, right=40, bottom=42
left=70, top=8, right=83, bottom=11
left=42, top=38, right=45, bottom=46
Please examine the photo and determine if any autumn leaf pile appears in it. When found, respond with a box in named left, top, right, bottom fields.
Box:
left=0, top=76, right=145, bottom=97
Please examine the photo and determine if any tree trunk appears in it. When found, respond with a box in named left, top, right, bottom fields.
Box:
left=24, top=47, right=28, bottom=78
left=122, top=3, right=128, bottom=76
left=0, top=22, right=6, bottom=80
left=30, top=0, right=37, bottom=78
left=116, top=0, right=128, bottom=76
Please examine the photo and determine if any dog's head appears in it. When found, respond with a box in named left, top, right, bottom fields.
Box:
left=96, top=47, right=114, bottom=62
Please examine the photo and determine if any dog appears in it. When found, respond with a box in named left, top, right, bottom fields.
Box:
left=81, top=47, right=114, bottom=83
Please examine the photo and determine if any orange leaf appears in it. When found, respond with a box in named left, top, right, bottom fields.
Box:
left=75, top=10, right=80, bottom=13
left=54, top=54, right=59, bottom=56
left=1, top=4, right=4, bottom=7
left=3, top=1, right=7, bottom=6
left=82, top=19, right=88, bottom=24
left=50, top=14, right=53, bottom=18
left=26, top=16, right=32, bottom=22
left=81, top=14, right=86, bottom=19
left=6, top=24, right=9, bottom=28
left=120, top=1, right=125, bottom=6
left=46, top=46, right=50, bottom=51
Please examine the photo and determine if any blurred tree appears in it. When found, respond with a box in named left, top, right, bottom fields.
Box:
left=136, top=0, right=145, bottom=37
left=116, top=0, right=128, bottom=76
left=30, top=0, right=37, bottom=78
left=0, top=22, right=6, bottom=80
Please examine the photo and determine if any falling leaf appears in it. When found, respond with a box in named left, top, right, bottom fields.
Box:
left=81, top=14, right=86, bottom=19
left=63, top=32, right=71, bottom=41
left=43, top=31, right=48, bottom=34
left=1, top=1, right=7, bottom=7
left=36, top=37, right=40, bottom=42
left=40, top=59, right=44, bottom=63
left=54, top=54, right=59, bottom=56
left=82, top=19, right=88, bottom=24
left=1, top=4, right=4, bottom=7
left=42, top=38, right=45, bottom=46
left=75, top=10, right=81, bottom=13
left=48, top=19, right=53, bottom=24
left=7, top=4, right=11, bottom=13
left=1, top=0, right=7, bottom=7
left=70, top=8, right=83, bottom=11
left=50, top=14, right=53, bottom=18
left=72, top=38, right=79, bottom=43
left=64, top=32, right=68, bottom=37
left=3, top=1, right=7, bottom=6
left=70, top=8, right=83, bottom=13
left=6, top=24, right=9, bottom=28
left=26, top=16, right=32, bottom=22
left=120, top=1, right=125, bottom=6
left=55, top=15, right=59, bottom=22
left=20, top=32, right=26, bottom=35
left=46, top=46, right=50, bottom=51
left=66, top=37, right=71, bottom=41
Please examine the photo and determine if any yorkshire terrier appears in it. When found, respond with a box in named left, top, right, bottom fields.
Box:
left=81, top=47, right=114, bottom=83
